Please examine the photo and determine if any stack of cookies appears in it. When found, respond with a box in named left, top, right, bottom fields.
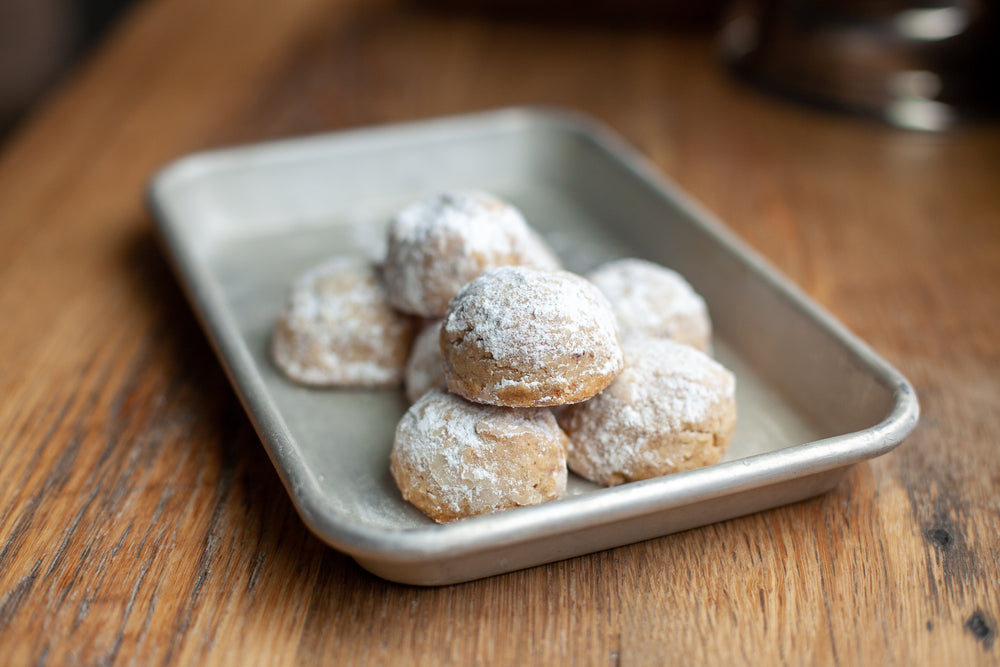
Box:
left=272, top=191, right=736, bottom=523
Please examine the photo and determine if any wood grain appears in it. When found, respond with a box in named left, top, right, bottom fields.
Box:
left=1, top=0, right=998, bottom=663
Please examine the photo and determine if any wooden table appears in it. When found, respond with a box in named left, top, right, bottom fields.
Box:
left=2, top=0, right=998, bottom=663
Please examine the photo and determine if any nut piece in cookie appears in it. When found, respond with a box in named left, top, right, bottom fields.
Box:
left=441, top=266, right=624, bottom=407
left=587, top=258, right=712, bottom=353
left=271, top=257, right=418, bottom=387
left=390, top=389, right=568, bottom=523
left=383, top=190, right=560, bottom=318
left=558, top=338, right=736, bottom=486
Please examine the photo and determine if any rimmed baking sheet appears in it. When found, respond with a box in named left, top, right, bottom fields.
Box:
left=149, top=107, right=918, bottom=585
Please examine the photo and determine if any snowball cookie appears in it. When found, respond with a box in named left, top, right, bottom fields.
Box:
left=383, top=190, right=561, bottom=317
left=390, top=389, right=568, bottom=523
left=442, top=266, right=624, bottom=407
left=587, top=258, right=712, bottom=353
left=404, top=319, right=446, bottom=403
left=271, top=257, right=418, bottom=386
left=558, top=338, right=736, bottom=486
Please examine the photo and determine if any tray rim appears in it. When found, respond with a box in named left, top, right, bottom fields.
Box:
left=147, top=106, right=919, bottom=566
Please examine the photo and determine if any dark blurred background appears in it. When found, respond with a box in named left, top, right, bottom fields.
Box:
left=0, top=0, right=135, bottom=136
left=0, top=0, right=728, bottom=140
left=1, top=0, right=997, bottom=138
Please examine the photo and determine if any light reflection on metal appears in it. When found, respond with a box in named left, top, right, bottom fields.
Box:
left=893, top=6, right=969, bottom=41
left=886, top=98, right=955, bottom=131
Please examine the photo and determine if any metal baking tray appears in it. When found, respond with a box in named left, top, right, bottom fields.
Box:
left=148, top=107, right=919, bottom=585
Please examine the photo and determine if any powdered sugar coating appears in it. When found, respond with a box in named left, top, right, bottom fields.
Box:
left=390, top=389, right=568, bottom=523
left=271, top=257, right=418, bottom=386
left=559, top=338, right=736, bottom=486
left=383, top=190, right=561, bottom=317
left=404, top=320, right=445, bottom=403
left=442, top=266, right=624, bottom=407
left=587, top=258, right=712, bottom=353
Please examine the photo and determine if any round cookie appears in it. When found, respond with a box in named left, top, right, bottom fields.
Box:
left=383, top=190, right=560, bottom=317
left=441, top=266, right=624, bottom=407
left=390, top=389, right=568, bottom=523
left=271, top=257, right=418, bottom=387
left=404, top=319, right=445, bottom=403
left=587, top=258, right=712, bottom=353
left=558, top=338, right=736, bottom=486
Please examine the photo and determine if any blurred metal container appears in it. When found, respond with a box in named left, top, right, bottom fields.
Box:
left=721, top=0, right=1000, bottom=130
